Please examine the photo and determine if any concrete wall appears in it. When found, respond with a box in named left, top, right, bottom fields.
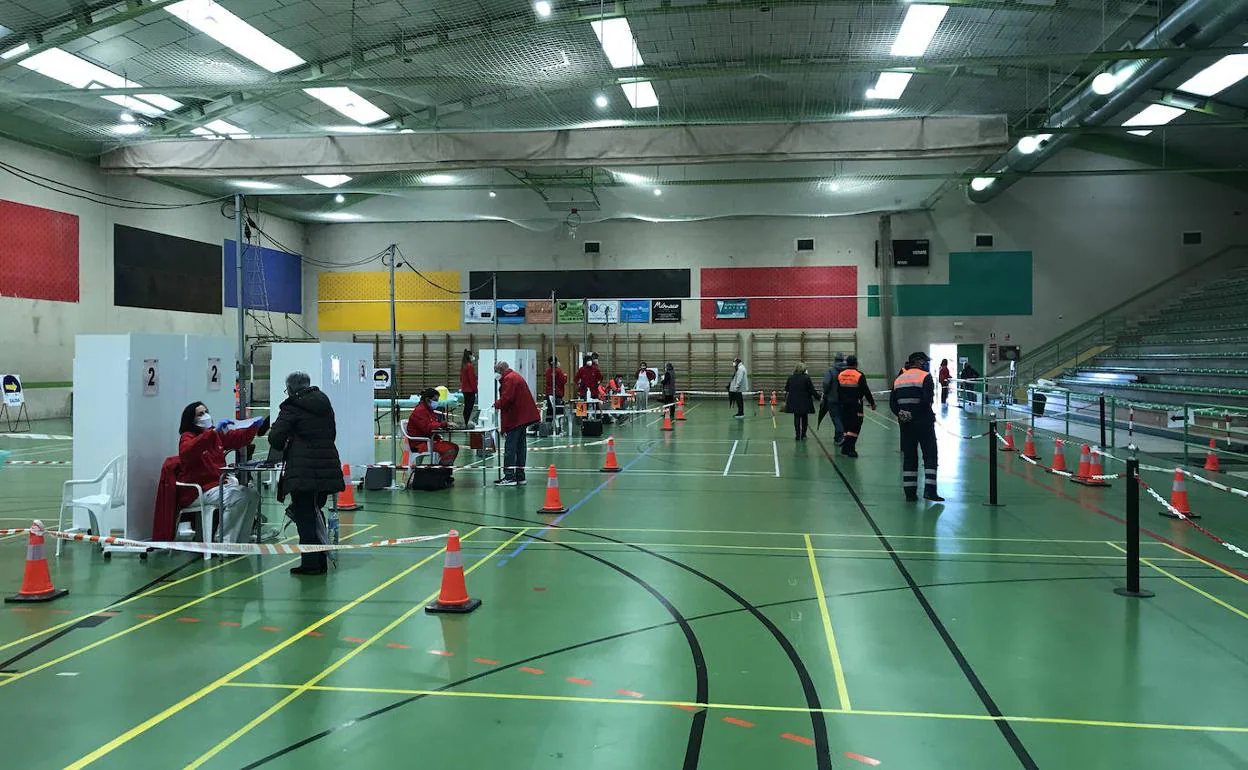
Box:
left=0, top=136, right=306, bottom=419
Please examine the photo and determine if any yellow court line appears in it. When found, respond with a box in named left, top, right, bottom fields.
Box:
left=1106, top=542, right=1248, bottom=622
left=182, top=528, right=527, bottom=770
left=220, top=681, right=1248, bottom=735
left=0, top=525, right=377, bottom=688
left=62, top=526, right=486, bottom=770
left=804, top=534, right=851, bottom=710
left=564, top=526, right=1142, bottom=545
left=1161, top=542, right=1248, bottom=587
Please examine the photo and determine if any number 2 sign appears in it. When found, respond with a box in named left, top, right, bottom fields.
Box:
left=142, top=359, right=159, bottom=396
left=207, top=357, right=222, bottom=391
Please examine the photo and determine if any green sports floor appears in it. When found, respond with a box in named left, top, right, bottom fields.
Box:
left=1, top=402, right=1247, bottom=769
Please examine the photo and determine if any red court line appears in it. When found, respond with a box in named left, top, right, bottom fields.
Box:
left=781, top=733, right=815, bottom=746
left=723, top=717, right=755, bottom=728
left=136, top=614, right=157, bottom=619
left=473, top=657, right=499, bottom=665
left=519, top=666, right=545, bottom=675
left=219, top=621, right=241, bottom=627
left=673, top=704, right=700, bottom=712
left=94, top=612, right=120, bottom=618
left=532, top=587, right=547, bottom=592
left=260, top=626, right=281, bottom=632
left=566, top=677, right=592, bottom=686
left=845, top=751, right=881, bottom=766
left=385, top=643, right=411, bottom=650
left=342, top=636, right=366, bottom=644
left=617, top=689, right=644, bottom=698
left=305, top=631, right=324, bottom=638
left=990, top=453, right=1248, bottom=581
left=50, top=609, right=72, bottom=614
left=429, top=649, right=454, bottom=657
left=177, top=617, right=201, bottom=623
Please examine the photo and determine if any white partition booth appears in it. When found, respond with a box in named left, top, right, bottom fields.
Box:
left=268, top=342, right=374, bottom=474
left=71, top=333, right=235, bottom=541
left=474, top=349, right=538, bottom=430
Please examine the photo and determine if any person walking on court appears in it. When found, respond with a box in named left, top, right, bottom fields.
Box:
left=817, top=352, right=847, bottom=444
left=268, top=371, right=345, bottom=575
left=660, top=363, right=677, bottom=420
left=783, top=363, right=819, bottom=440
left=493, top=360, right=541, bottom=487
left=938, top=358, right=952, bottom=405
left=891, top=351, right=943, bottom=502
left=544, top=356, right=568, bottom=424
left=459, top=349, right=478, bottom=425
left=727, top=357, right=748, bottom=418
left=836, top=355, right=875, bottom=457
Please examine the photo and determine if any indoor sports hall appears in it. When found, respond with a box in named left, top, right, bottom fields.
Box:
left=1, top=1, right=1247, bottom=769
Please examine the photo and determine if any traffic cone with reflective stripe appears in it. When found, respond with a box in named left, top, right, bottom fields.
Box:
left=1160, top=469, right=1200, bottom=519
left=425, top=530, right=480, bottom=614
left=675, top=401, right=686, bottom=421
left=1073, top=447, right=1111, bottom=487
left=336, top=464, right=361, bottom=511
left=1073, top=444, right=1093, bottom=482
left=601, top=437, right=621, bottom=473
left=758, top=391, right=765, bottom=407
left=537, top=465, right=568, bottom=514
left=662, top=412, right=674, bottom=432
left=1204, top=439, right=1220, bottom=473
left=1049, top=439, right=1068, bottom=473
left=6, top=521, right=68, bottom=604
left=1001, top=423, right=1017, bottom=452
left=1022, top=429, right=1040, bottom=460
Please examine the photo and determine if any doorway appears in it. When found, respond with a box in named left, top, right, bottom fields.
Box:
left=929, top=343, right=957, bottom=408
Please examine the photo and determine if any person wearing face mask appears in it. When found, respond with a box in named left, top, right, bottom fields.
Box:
left=176, top=402, right=269, bottom=543
left=407, top=388, right=459, bottom=466
left=459, top=349, right=478, bottom=425
left=492, top=360, right=540, bottom=487
left=890, top=351, right=942, bottom=502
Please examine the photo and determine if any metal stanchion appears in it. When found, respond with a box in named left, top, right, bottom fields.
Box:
left=984, top=417, right=1003, bottom=508
left=1099, top=392, right=1107, bottom=449
left=1114, top=453, right=1154, bottom=599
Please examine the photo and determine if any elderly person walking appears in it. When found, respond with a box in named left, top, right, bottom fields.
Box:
left=783, top=362, right=819, bottom=440
left=268, top=371, right=344, bottom=576
left=493, top=360, right=541, bottom=487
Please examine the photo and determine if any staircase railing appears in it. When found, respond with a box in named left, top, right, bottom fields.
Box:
left=992, top=244, right=1248, bottom=388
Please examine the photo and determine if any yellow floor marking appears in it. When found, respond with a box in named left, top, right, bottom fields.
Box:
left=0, top=525, right=359, bottom=653
left=804, top=534, right=851, bottom=710
left=1161, top=542, right=1248, bottom=587
left=221, top=681, right=1248, bottom=734
left=182, top=528, right=526, bottom=770
left=0, top=525, right=377, bottom=688
left=62, top=526, right=485, bottom=770
left=1107, top=542, right=1248, bottom=622
left=508, top=525, right=1145, bottom=545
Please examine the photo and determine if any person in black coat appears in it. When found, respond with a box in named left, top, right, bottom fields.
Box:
left=268, top=371, right=345, bottom=575
left=783, top=362, right=820, bottom=440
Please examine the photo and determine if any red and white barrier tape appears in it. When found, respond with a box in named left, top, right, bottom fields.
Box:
left=0, top=528, right=30, bottom=536
left=1140, top=482, right=1248, bottom=559
left=1100, top=450, right=1248, bottom=501
left=4, top=460, right=71, bottom=466
left=47, top=528, right=448, bottom=556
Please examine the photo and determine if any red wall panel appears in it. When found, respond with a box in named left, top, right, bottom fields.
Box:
left=0, top=199, right=80, bottom=303
left=700, top=266, right=857, bottom=329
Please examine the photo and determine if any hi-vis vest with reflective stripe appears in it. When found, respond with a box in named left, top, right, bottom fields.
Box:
left=837, top=368, right=863, bottom=387
left=893, top=368, right=932, bottom=418
left=836, top=368, right=864, bottom=404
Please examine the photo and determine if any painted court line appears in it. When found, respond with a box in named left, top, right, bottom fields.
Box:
left=1107, top=542, right=1248, bottom=622
left=723, top=440, right=739, bottom=476
left=773, top=440, right=780, bottom=477
left=804, top=534, right=851, bottom=711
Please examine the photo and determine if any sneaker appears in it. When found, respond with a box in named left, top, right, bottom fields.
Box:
left=495, top=479, right=519, bottom=487
left=734, top=414, right=746, bottom=419
left=923, top=492, right=946, bottom=502
left=517, top=479, right=528, bottom=486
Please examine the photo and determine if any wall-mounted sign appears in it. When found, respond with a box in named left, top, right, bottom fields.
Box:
left=207, top=357, right=222, bottom=391
left=620, top=300, right=650, bottom=323
left=556, top=299, right=585, bottom=323
left=587, top=300, right=620, bottom=324
left=893, top=239, right=930, bottom=267
left=651, top=299, right=682, bottom=323
left=373, top=367, right=392, bottom=390
left=496, top=300, right=527, bottom=324
left=714, top=299, right=749, bottom=319
left=142, top=359, right=159, bottom=396
left=527, top=300, right=553, bottom=324
left=463, top=299, right=494, bottom=324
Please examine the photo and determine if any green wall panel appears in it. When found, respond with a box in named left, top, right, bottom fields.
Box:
left=868, top=251, right=1032, bottom=317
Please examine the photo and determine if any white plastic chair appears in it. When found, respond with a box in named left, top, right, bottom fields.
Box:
left=398, top=420, right=440, bottom=467
left=174, top=482, right=217, bottom=561
left=57, top=455, right=126, bottom=557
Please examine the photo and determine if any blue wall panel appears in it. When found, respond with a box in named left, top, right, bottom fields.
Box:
left=224, top=240, right=302, bottom=314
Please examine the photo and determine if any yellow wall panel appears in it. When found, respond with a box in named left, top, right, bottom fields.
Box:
left=318, top=271, right=462, bottom=332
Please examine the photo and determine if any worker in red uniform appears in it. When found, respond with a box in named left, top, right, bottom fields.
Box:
left=545, top=356, right=568, bottom=424
left=493, top=360, right=541, bottom=486
left=406, top=388, right=459, bottom=465
left=574, top=355, right=602, bottom=399
left=459, top=349, right=477, bottom=424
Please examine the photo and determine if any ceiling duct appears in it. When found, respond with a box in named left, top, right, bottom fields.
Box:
left=968, top=0, right=1248, bottom=203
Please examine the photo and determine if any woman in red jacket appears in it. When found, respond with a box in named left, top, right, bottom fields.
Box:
left=406, top=388, right=459, bottom=465
left=459, top=349, right=478, bottom=424
left=176, top=402, right=267, bottom=543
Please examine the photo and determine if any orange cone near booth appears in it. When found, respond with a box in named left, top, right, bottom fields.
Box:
left=1001, top=423, right=1017, bottom=452
left=662, top=412, right=674, bottom=432
left=1072, top=447, right=1111, bottom=487
left=1160, top=469, right=1200, bottom=519
left=758, top=391, right=765, bottom=407
left=601, top=437, right=621, bottom=473
left=675, top=401, right=686, bottom=421
left=425, top=530, right=481, bottom=614
left=1049, top=439, right=1068, bottom=473
left=1022, top=429, right=1040, bottom=460
left=6, top=521, right=68, bottom=604
left=1073, top=444, right=1093, bottom=481
left=1204, top=439, right=1220, bottom=473
left=336, top=464, right=361, bottom=511
left=537, top=465, right=568, bottom=514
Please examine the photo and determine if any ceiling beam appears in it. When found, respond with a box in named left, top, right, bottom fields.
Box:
left=0, top=0, right=185, bottom=74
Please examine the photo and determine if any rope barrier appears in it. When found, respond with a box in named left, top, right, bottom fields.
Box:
left=44, top=528, right=448, bottom=556
left=4, top=460, right=71, bottom=466
left=1140, top=482, right=1248, bottom=559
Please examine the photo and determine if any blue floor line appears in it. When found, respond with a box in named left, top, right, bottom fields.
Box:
left=497, top=442, right=655, bottom=567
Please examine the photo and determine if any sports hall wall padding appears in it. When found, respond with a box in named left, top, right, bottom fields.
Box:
left=468, top=269, right=691, bottom=300
left=223, top=240, right=303, bottom=314
left=113, top=224, right=222, bottom=314
left=700, top=266, right=858, bottom=329
left=318, top=271, right=461, bottom=332
left=867, top=251, right=1033, bottom=316
left=0, top=199, right=79, bottom=303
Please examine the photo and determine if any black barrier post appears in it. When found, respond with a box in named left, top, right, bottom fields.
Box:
left=1114, top=456, right=1154, bottom=599
left=984, top=417, right=1003, bottom=507
left=1099, top=392, right=1107, bottom=449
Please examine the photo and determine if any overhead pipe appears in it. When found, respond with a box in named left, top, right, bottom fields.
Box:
left=969, top=0, right=1248, bottom=203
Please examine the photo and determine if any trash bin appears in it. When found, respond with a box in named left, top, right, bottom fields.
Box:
left=1032, top=392, right=1047, bottom=416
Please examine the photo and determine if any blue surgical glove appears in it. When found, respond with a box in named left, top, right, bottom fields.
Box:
left=216, top=418, right=235, bottom=432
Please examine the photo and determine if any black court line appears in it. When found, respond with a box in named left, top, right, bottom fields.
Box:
left=813, top=432, right=1040, bottom=769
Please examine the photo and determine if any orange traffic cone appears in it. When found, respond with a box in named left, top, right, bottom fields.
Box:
left=662, top=412, right=674, bottom=432
left=1049, top=439, right=1068, bottom=473
left=1073, top=444, right=1093, bottom=481
left=601, top=437, right=621, bottom=473
left=1204, top=439, right=1220, bottom=473
left=1022, top=429, right=1040, bottom=460
left=758, top=391, right=765, bottom=407
left=678, top=393, right=685, bottom=406
left=1087, top=449, right=1112, bottom=487
left=336, top=464, right=361, bottom=511
left=675, top=401, right=686, bottom=421
left=1001, top=422, right=1017, bottom=452
left=771, top=391, right=778, bottom=407
left=401, top=448, right=411, bottom=468
left=5, top=521, right=68, bottom=604
left=537, top=465, right=568, bottom=514
left=1160, top=469, right=1200, bottom=519
left=425, top=530, right=481, bottom=614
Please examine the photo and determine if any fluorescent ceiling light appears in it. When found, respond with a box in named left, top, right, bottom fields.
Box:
left=1, top=42, right=29, bottom=59
left=1176, top=44, right=1248, bottom=97
left=534, top=1, right=552, bottom=18
left=970, top=177, right=995, bottom=192
left=119, top=111, right=135, bottom=123
left=234, top=180, right=280, bottom=190
left=17, top=48, right=182, bottom=116
left=847, top=108, right=897, bottom=118
left=620, top=80, right=658, bottom=108
left=591, top=18, right=645, bottom=69
left=204, top=119, right=247, bottom=135
left=111, top=124, right=144, bottom=135
left=322, top=124, right=389, bottom=134
left=821, top=180, right=841, bottom=192
left=321, top=212, right=362, bottom=221
left=165, top=0, right=304, bottom=73
left=652, top=188, right=662, bottom=196
left=1016, top=133, right=1052, bottom=155
left=191, top=127, right=216, bottom=138
left=866, top=71, right=912, bottom=100
left=304, top=87, right=389, bottom=125
left=422, top=174, right=455, bottom=185
left=1122, top=104, right=1185, bottom=137
left=612, top=171, right=648, bottom=186
left=304, top=174, right=352, bottom=188
left=891, top=4, right=949, bottom=57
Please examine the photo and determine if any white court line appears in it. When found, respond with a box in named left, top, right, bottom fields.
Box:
left=773, top=441, right=780, bottom=478
left=723, top=440, right=739, bottom=477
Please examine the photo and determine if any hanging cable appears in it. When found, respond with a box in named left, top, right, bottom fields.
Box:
left=0, top=160, right=231, bottom=210
left=395, top=246, right=494, bottom=295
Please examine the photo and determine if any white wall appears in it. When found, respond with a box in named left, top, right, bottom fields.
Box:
left=0, top=136, right=306, bottom=419
left=301, top=149, right=1248, bottom=378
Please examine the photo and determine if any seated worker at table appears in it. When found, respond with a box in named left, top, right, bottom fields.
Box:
left=176, top=402, right=269, bottom=543
left=406, top=388, right=459, bottom=465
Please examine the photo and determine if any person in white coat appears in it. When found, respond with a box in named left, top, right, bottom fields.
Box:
left=727, top=358, right=748, bottom=418
left=634, top=362, right=653, bottom=412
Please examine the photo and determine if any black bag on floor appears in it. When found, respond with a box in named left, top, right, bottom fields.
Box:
left=406, top=465, right=453, bottom=491
left=581, top=419, right=604, bottom=437
left=364, top=466, right=393, bottom=491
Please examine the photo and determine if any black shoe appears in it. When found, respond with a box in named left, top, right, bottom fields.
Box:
left=923, top=492, right=945, bottom=502
left=905, top=492, right=919, bottom=502
left=290, top=566, right=327, bottom=576
left=843, top=449, right=858, bottom=457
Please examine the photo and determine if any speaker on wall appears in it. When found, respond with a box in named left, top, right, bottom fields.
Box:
left=975, top=233, right=994, bottom=248
left=795, top=237, right=815, bottom=252
left=584, top=241, right=601, bottom=254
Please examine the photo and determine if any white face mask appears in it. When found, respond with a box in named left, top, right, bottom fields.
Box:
left=494, top=371, right=503, bottom=381
left=195, top=413, right=212, bottom=429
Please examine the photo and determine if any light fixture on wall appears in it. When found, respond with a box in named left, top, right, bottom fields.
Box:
left=334, top=193, right=345, bottom=203
left=488, top=190, right=497, bottom=198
